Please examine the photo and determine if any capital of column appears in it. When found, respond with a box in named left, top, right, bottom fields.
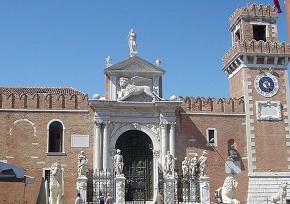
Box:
left=153, top=150, right=160, bottom=158
left=160, top=123, right=168, bottom=129
left=169, top=122, right=176, bottom=129
left=95, top=122, right=102, bottom=128
left=103, top=121, right=111, bottom=129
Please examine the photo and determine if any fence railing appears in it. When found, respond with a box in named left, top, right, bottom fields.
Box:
left=87, top=169, right=115, bottom=203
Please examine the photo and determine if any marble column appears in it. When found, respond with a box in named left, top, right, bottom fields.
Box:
left=169, top=122, right=176, bottom=168
left=103, top=122, right=110, bottom=171
left=94, top=122, right=102, bottom=171
left=153, top=150, right=160, bottom=200
left=161, top=123, right=168, bottom=168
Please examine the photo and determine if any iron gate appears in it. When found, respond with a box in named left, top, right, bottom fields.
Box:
left=125, top=166, right=146, bottom=204
left=87, top=169, right=115, bottom=203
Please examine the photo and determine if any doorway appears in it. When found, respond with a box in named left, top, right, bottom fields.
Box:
left=115, top=130, right=153, bottom=201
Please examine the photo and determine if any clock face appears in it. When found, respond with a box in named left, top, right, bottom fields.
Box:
left=254, top=73, right=279, bottom=97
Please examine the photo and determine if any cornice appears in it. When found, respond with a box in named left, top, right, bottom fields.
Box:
left=89, top=99, right=181, bottom=111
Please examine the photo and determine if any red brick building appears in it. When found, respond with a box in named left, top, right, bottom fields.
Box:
left=0, top=4, right=290, bottom=204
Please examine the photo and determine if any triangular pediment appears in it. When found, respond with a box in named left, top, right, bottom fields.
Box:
left=105, top=56, right=165, bottom=77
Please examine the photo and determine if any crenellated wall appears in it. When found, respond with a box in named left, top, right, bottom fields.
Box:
left=179, top=96, right=245, bottom=114
left=223, top=40, right=290, bottom=67
left=0, top=87, right=88, bottom=110
left=0, top=87, right=94, bottom=204
left=229, top=4, right=277, bottom=28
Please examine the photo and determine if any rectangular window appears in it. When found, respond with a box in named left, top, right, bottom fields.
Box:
left=253, top=25, right=266, bottom=41
left=234, top=29, right=241, bottom=42
left=207, top=128, right=217, bottom=146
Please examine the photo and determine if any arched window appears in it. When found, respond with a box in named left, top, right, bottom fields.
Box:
left=48, top=121, right=63, bottom=152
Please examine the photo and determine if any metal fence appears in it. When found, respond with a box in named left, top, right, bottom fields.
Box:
left=174, top=170, right=200, bottom=204
left=87, top=169, right=115, bottom=204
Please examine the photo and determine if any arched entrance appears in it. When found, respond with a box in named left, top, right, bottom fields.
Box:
left=115, top=130, right=153, bottom=201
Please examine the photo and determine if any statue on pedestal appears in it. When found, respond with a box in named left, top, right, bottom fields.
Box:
left=78, top=151, right=88, bottom=177
left=198, top=150, right=208, bottom=177
left=164, top=151, right=176, bottom=177
left=128, top=29, right=137, bottom=56
left=49, top=162, right=64, bottom=204
left=215, top=176, right=240, bottom=204
left=190, top=153, right=199, bottom=177
left=182, top=157, right=189, bottom=179
left=114, top=149, right=124, bottom=176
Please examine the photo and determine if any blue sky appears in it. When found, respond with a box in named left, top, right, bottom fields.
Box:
left=0, top=0, right=288, bottom=99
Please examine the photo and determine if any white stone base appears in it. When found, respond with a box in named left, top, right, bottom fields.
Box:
left=248, top=172, right=290, bottom=204
left=115, top=176, right=126, bottom=204
left=200, top=176, right=210, bottom=204
left=76, top=176, right=88, bottom=203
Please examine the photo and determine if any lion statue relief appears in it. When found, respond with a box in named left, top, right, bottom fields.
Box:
left=49, top=162, right=64, bottom=204
left=215, top=176, right=240, bottom=204
left=117, top=76, right=156, bottom=102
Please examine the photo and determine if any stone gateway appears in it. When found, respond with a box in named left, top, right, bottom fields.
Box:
left=0, top=3, right=290, bottom=204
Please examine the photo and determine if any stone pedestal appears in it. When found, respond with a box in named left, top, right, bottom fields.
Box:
left=164, top=176, right=175, bottom=204
left=115, top=176, right=125, bottom=204
left=76, top=176, right=88, bottom=203
left=182, top=180, right=189, bottom=202
left=189, top=177, right=199, bottom=202
left=200, top=176, right=210, bottom=204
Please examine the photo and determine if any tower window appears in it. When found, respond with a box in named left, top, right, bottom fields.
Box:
left=234, top=30, right=241, bottom=42
left=253, top=25, right=266, bottom=41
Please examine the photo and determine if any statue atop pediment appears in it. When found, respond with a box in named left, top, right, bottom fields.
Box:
left=117, top=76, right=155, bottom=102
left=128, top=29, right=138, bottom=57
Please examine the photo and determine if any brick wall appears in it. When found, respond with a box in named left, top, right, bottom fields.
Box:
left=176, top=107, right=248, bottom=203
left=246, top=69, right=289, bottom=171
left=0, top=88, right=94, bottom=204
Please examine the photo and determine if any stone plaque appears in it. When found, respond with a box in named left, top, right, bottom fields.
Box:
left=71, top=135, right=90, bottom=147
left=256, top=101, right=282, bottom=121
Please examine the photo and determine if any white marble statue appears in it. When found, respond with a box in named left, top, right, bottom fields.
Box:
left=155, top=58, right=161, bottom=66
left=49, top=162, right=64, bottom=204
left=190, top=153, right=199, bottom=177
left=215, top=176, right=240, bottom=204
left=128, top=29, right=137, bottom=56
left=182, top=157, right=189, bottom=178
left=198, top=150, right=208, bottom=177
left=106, top=56, right=112, bottom=66
left=114, top=149, right=124, bottom=176
left=78, top=151, right=88, bottom=177
left=164, top=151, right=176, bottom=177
left=117, top=77, right=155, bottom=102
left=229, top=144, right=238, bottom=161
left=271, top=181, right=287, bottom=204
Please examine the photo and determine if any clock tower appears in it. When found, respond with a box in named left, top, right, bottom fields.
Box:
left=222, top=4, right=290, bottom=203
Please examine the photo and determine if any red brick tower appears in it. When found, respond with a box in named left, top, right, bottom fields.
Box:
left=286, top=0, right=290, bottom=41
left=222, top=4, right=290, bottom=203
